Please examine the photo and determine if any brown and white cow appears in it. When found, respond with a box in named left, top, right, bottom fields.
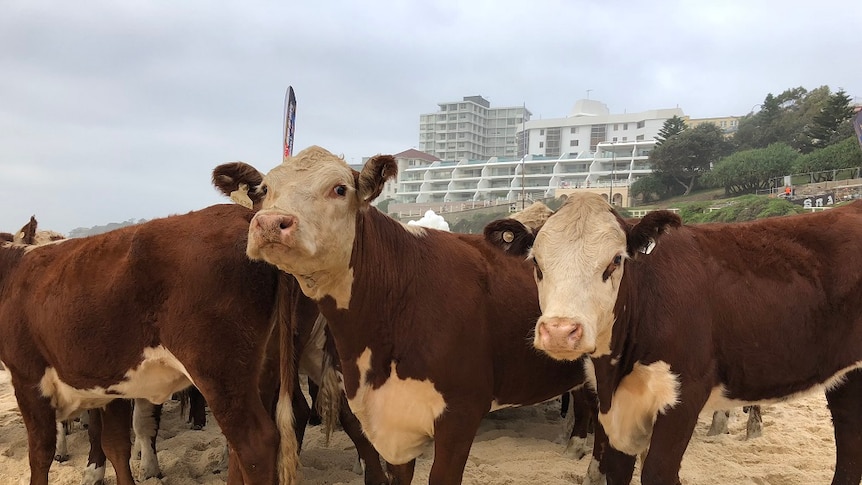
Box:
left=212, top=146, right=590, bottom=485
left=0, top=204, right=299, bottom=485
left=494, top=191, right=862, bottom=485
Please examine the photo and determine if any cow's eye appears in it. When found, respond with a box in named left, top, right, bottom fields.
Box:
left=334, top=185, right=347, bottom=197
left=602, top=254, right=623, bottom=282
left=532, top=258, right=544, bottom=281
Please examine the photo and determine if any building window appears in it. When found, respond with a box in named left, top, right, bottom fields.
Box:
left=570, top=140, right=579, bottom=147
left=637, top=120, right=645, bottom=128
left=540, top=129, right=545, bottom=136
left=637, top=134, right=644, bottom=141
left=623, top=123, right=628, bottom=130
left=539, top=142, right=544, bottom=148
left=613, top=124, right=618, bottom=130
left=570, top=127, right=578, bottom=134
left=622, top=137, right=627, bottom=142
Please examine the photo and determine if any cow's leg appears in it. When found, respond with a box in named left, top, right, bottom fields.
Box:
left=292, top=380, right=311, bottom=449
left=188, top=387, right=207, bottom=430
left=202, top=386, right=279, bottom=484
left=12, top=374, right=56, bottom=485
left=744, top=405, right=762, bottom=439
left=706, top=410, right=730, bottom=436
left=589, top=418, right=635, bottom=485
left=639, top=393, right=705, bottom=485
left=337, top=394, right=389, bottom=485
left=386, top=460, right=416, bottom=485
left=560, top=391, right=571, bottom=418
left=132, top=399, right=163, bottom=480
left=54, top=420, right=69, bottom=462
left=100, top=399, right=135, bottom=485
left=427, top=408, right=486, bottom=485
left=826, top=369, right=862, bottom=485
left=81, top=409, right=106, bottom=485
left=567, top=387, right=597, bottom=460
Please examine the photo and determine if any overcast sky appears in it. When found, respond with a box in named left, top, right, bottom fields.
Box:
left=2, top=0, right=860, bottom=234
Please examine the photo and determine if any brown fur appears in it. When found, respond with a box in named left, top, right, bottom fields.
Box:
left=0, top=204, right=297, bottom=485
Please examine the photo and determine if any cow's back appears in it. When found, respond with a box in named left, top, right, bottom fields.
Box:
left=0, top=204, right=278, bottom=391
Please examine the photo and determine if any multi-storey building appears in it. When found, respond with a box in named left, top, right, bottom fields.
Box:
left=397, top=100, right=685, bottom=208
left=685, top=115, right=740, bottom=135
left=418, top=96, right=531, bottom=160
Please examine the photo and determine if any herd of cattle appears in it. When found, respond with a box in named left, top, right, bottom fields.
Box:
left=1, top=144, right=861, bottom=485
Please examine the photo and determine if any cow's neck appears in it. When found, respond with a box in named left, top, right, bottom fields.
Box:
left=0, top=244, right=26, bottom=288
left=592, top=261, right=647, bottom=413
left=317, top=207, right=429, bottom=365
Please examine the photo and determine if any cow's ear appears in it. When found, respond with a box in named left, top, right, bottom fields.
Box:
left=626, top=210, right=681, bottom=256
left=357, top=155, right=397, bottom=204
left=484, top=219, right=536, bottom=257
left=509, top=201, right=554, bottom=232
left=16, top=216, right=38, bottom=245
left=212, top=162, right=266, bottom=210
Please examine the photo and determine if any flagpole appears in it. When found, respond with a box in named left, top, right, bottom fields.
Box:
left=521, top=102, right=526, bottom=210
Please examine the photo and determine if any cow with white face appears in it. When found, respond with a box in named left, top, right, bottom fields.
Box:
left=214, top=146, right=590, bottom=485
left=490, top=191, right=862, bottom=485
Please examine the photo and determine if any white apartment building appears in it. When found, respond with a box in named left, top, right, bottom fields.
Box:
left=398, top=99, right=685, bottom=207
left=418, top=95, right=531, bottom=160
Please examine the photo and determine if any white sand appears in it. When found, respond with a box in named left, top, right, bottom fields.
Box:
left=0, top=369, right=836, bottom=484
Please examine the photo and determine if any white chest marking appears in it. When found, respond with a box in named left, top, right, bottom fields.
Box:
left=39, top=346, right=194, bottom=420
left=598, top=360, right=680, bottom=455
left=346, top=348, right=447, bottom=465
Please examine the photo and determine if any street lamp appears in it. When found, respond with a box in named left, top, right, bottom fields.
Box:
left=608, top=143, right=616, bottom=206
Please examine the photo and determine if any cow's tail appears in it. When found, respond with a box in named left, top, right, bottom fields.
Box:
left=315, top=324, right=342, bottom=446
left=274, top=273, right=299, bottom=485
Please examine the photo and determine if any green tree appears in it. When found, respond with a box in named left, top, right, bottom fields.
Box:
left=733, top=86, right=832, bottom=151
left=794, top=136, right=862, bottom=180
left=707, top=143, right=799, bottom=195
left=649, top=122, right=731, bottom=195
left=630, top=173, right=678, bottom=203
left=800, top=89, right=856, bottom=153
left=655, top=115, right=687, bottom=146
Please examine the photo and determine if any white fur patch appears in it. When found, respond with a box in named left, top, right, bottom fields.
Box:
left=489, top=400, right=516, bottom=412
left=598, top=360, right=680, bottom=455
left=399, top=222, right=428, bottom=237
left=346, top=348, right=447, bottom=464
left=39, top=346, right=194, bottom=420
left=80, top=463, right=106, bottom=485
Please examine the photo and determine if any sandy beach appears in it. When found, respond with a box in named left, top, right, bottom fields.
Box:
left=0, top=369, right=835, bottom=484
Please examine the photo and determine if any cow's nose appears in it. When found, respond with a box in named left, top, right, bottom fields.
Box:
left=252, top=213, right=298, bottom=242
left=535, top=316, right=583, bottom=352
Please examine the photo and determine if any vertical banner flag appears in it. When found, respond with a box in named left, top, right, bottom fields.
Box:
left=283, top=86, right=297, bottom=162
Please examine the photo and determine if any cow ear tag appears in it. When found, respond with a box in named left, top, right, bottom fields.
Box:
left=230, top=183, right=254, bottom=209
left=640, top=238, right=656, bottom=255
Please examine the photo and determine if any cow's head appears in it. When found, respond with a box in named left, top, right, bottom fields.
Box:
left=486, top=192, right=680, bottom=360
left=212, top=146, right=397, bottom=306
